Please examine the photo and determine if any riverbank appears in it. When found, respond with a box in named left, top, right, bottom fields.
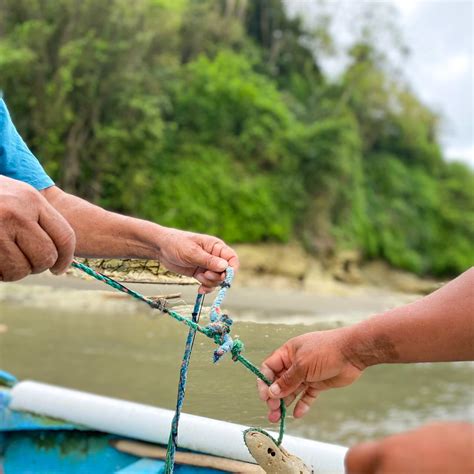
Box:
left=1, top=269, right=420, bottom=326
left=71, top=243, right=443, bottom=296
left=0, top=243, right=448, bottom=327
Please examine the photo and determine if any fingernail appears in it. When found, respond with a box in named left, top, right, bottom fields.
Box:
left=217, top=259, right=228, bottom=271
left=297, top=404, right=309, bottom=417
left=268, top=411, right=280, bottom=423
left=257, top=384, right=267, bottom=401
left=269, top=383, right=281, bottom=396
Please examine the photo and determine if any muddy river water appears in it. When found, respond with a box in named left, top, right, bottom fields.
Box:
left=0, top=274, right=473, bottom=447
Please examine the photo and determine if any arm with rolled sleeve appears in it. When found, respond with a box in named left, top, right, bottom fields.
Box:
left=0, top=98, right=54, bottom=190
left=0, top=98, right=75, bottom=281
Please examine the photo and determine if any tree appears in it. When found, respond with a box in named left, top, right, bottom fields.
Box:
left=0, top=0, right=471, bottom=276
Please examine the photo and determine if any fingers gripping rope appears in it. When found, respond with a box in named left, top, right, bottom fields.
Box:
left=70, top=260, right=286, bottom=472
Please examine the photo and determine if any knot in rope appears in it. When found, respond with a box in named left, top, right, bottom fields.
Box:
left=205, top=268, right=237, bottom=363
left=230, top=338, right=244, bottom=361
left=205, top=314, right=234, bottom=363
left=205, top=313, right=233, bottom=334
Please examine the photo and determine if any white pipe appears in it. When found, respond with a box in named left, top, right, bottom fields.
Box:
left=10, top=381, right=347, bottom=473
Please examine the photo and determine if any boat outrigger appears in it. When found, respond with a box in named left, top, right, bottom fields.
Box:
left=0, top=372, right=347, bottom=473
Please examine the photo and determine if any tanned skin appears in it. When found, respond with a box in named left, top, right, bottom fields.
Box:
left=257, top=268, right=474, bottom=473
left=0, top=176, right=239, bottom=291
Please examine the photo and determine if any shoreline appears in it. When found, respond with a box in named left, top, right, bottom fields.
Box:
left=1, top=270, right=421, bottom=326
left=70, top=243, right=444, bottom=297
left=1, top=244, right=445, bottom=326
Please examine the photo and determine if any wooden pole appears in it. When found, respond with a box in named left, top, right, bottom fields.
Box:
left=110, top=439, right=264, bottom=473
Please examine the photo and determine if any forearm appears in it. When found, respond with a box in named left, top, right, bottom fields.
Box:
left=42, top=186, right=164, bottom=259
left=349, top=268, right=474, bottom=367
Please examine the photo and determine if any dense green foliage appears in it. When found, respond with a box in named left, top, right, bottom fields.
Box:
left=0, top=0, right=472, bottom=275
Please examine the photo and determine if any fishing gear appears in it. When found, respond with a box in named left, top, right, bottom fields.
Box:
left=71, top=260, right=286, bottom=472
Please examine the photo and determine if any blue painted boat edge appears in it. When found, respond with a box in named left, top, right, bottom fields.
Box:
left=1, top=429, right=227, bottom=473
left=0, top=372, right=17, bottom=388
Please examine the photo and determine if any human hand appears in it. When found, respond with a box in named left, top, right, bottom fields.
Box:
left=0, top=176, right=76, bottom=281
left=345, top=422, right=474, bottom=473
left=157, top=227, right=239, bottom=293
left=257, top=329, right=363, bottom=421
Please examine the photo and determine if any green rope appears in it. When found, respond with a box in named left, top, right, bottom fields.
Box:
left=71, top=261, right=286, bottom=446
left=72, top=261, right=209, bottom=335
left=232, top=344, right=286, bottom=444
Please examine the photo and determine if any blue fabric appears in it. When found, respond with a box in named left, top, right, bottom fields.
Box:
left=0, top=98, right=54, bottom=190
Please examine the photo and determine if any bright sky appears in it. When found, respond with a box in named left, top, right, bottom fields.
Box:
left=288, top=0, right=474, bottom=166
left=393, top=0, right=473, bottom=165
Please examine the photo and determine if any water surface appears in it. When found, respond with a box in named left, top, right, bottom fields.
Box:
left=0, top=281, right=473, bottom=447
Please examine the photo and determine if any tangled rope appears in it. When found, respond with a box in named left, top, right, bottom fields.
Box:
left=71, top=260, right=286, bottom=471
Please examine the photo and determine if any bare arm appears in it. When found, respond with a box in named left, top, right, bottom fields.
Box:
left=42, top=186, right=166, bottom=259
left=41, top=186, right=239, bottom=290
left=258, top=268, right=473, bottom=421
left=350, top=267, right=474, bottom=366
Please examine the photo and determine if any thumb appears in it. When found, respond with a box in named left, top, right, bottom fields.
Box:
left=193, top=246, right=228, bottom=273
left=268, top=364, right=302, bottom=399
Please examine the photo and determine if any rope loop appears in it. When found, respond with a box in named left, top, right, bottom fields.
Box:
left=209, top=267, right=234, bottom=322
left=205, top=268, right=236, bottom=362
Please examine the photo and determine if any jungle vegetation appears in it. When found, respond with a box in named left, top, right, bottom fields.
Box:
left=0, top=0, right=472, bottom=276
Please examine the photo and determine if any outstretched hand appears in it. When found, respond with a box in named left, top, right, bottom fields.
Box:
left=158, top=228, right=239, bottom=293
left=257, top=329, right=363, bottom=421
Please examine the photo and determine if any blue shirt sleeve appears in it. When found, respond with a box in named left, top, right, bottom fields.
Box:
left=0, top=98, right=54, bottom=190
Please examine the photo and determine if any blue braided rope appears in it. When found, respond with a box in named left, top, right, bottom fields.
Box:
left=165, top=293, right=204, bottom=473
left=209, top=267, right=233, bottom=322
left=166, top=269, right=233, bottom=471
left=207, top=267, right=235, bottom=363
